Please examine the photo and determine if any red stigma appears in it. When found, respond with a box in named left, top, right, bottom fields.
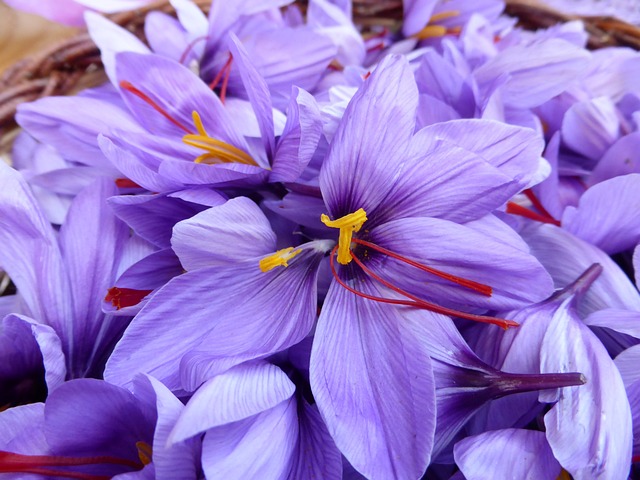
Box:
left=105, top=287, right=152, bottom=310
left=179, top=35, right=208, bottom=65
left=119, top=81, right=192, bottom=134
left=209, top=53, right=233, bottom=104
left=329, top=245, right=518, bottom=329
left=114, top=178, right=141, bottom=189
left=507, top=189, right=560, bottom=226
left=0, top=450, right=143, bottom=479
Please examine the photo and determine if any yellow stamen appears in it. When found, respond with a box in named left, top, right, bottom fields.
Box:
left=429, top=10, right=460, bottom=23
left=321, top=208, right=368, bottom=265
left=183, top=111, right=258, bottom=166
left=259, top=247, right=302, bottom=272
left=136, top=441, right=152, bottom=466
left=412, top=10, right=460, bottom=40
left=413, top=25, right=448, bottom=40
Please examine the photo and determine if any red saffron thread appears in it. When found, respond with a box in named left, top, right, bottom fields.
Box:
left=506, top=202, right=561, bottom=226
left=179, top=35, right=208, bottom=64
left=114, top=178, right=142, bottom=189
left=209, top=53, right=233, bottom=103
left=329, top=246, right=517, bottom=329
left=119, top=81, right=192, bottom=134
left=352, top=238, right=492, bottom=296
left=105, top=287, right=153, bottom=310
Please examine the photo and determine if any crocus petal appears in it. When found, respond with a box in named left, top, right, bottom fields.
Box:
left=171, top=197, right=276, bottom=271
left=201, top=397, right=298, bottom=479
left=227, top=34, right=276, bottom=161
left=562, top=174, right=640, bottom=254
left=473, top=38, right=590, bottom=109
left=115, top=52, right=249, bottom=150
left=58, top=179, right=129, bottom=377
left=170, top=362, right=295, bottom=442
left=270, top=87, right=323, bottom=183
left=562, top=97, right=620, bottom=161
left=132, top=375, right=199, bottom=480
left=0, top=162, right=72, bottom=332
left=109, top=192, right=211, bottom=248
left=320, top=54, right=418, bottom=218
left=590, top=132, right=640, bottom=184
left=85, top=12, right=151, bottom=85
left=522, top=224, right=640, bottom=316
left=3, top=314, right=66, bottom=394
left=614, top=344, right=640, bottom=387
left=0, top=403, right=46, bottom=453
left=288, top=398, right=343, bottom=479
left=5, top=0, right=87, bottom=25
left=16, top=96, right=140, bottom=165
left=45, top=379, right=155, bottom=463
left=105, top=250, right=323, bottom=390
left=541, top=301, right=632, bottom=479
left=584, top=308, right=640, bottom=339
left=144, top=12, right=188, bottom=61
left=454, top=429, right=561, bottom=480
left=369, top=216, right=554, bottom=310
left=402, top=0, right=438, bottom=36
left=310, top=277, right=436, bottom=479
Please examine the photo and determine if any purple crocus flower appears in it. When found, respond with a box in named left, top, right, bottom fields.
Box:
left=0, top=376, right=198, bottom=479
left=0, top=161, right=130, bottom=382
left=307, top=53, right=554, bottom=478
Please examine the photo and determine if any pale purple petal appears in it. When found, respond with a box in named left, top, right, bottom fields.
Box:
left=310, top=277, right=435, bottom=479
left=562, top=174, right=640, bottom=254
left=170, top=362, right=295, bottom=442
left=590, top=132, right=640, bottom=184
left=320, top=54, right=418, bottom=218
left=541, top=302, right=632, bottom=479
left=454, top=429, right=561, bottom=480
left=171, top=197, right=276, bottom=271
left=0, top=403, right=46, bottom=453
left=202, top=397, right=298, bottom=479
left=584, top=308, right=640, bottom=339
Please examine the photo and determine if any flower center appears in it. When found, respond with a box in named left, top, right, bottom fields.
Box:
left=320, top=208, right=368, bottom=265
left=412, top=10, right=462, bottom=40
left=259, top=247, right=302, bottom=272
left=118, top=81, right=256, bottom=166
left=322, top=209, right=517, bottom=329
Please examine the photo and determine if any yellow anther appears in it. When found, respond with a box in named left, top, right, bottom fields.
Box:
left=321, top=208, right=368, bottom=265
left=136, top=441, right=153, bottom=466
left=412, top=10, right=460, bottom=40
left=429, top=10, right=460, bottom=23
left=183, top=111, right=258, bottom=166
left=259, top=247, right=302, bottom=272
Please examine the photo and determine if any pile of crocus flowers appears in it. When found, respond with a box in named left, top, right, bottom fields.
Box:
left=1, top=0, right=640, bottom=478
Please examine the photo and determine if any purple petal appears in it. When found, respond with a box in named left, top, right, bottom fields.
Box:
left=270, top=87, right=323, bottom=183
left=202, top=397, right=298, bottom=479
left=562, top=174, right=640, bottom=254
left=288, top=398, right=343, bottom=479
left=144, top=12, right=188, bottom=61
left=58, top=179, right=129, bottom=377
left=402, top=0, right=438, bottom=36
left=369, top=216, right=554, bottom=310
left=310, top=277, right=436, bottom=479
left=454, top=429, right=561, bottom=480
left=590, top=132, right=640, bottom=184
left=584, top=308, right=640, bottom=339
left=522, top=224, right=640, bottom=317
left=227, top=34, right=275, bottom=161
left=320, top=54, right=418, bottom=218
left=0, top=403, right=46, bottom=453
left=132, top=375, right=199, bottom=480
left=0, top=162, right=72, bottom=333
left=170, top=362, right=295, bottom=442
left=541, top=302, right=632, bottom=479
left=473, top=39, right=590, bottom=108
left=562, top=97, right=620, bottom=161
left=85, top=12, right=150, bottom=85
left=105, top=250, right=323, bottom=390
left=171, top=197, right=276, bottom=271
left=109, top=192, right=210, bottom=248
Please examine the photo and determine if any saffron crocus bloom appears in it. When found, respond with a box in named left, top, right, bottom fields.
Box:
left=0, top=161, right=130, bottom=381
left=0, top=376, right=199, bottom=479
left=308, top=54, right=554, bottom=479
left=105, top=197, right=329, bottom=391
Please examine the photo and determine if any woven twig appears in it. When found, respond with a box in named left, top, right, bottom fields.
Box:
left=1, top=0, right=639, bottom=134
